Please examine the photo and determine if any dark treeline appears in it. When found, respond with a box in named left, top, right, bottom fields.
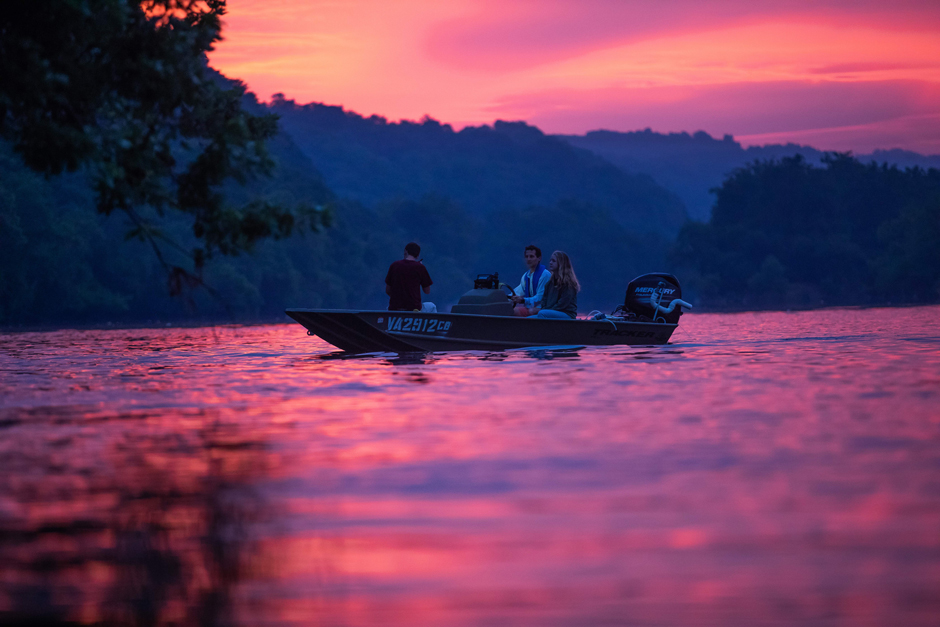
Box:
left=1, top=1, right=330, bottom=298
left=0, top=131, right=337, bottom=325
left=3, top=91, right=940, bottom=325
left=266, top=96, right=688, bottom=237
left=671, top=154, right=940, bottom=309
left=0, top=135, right=668, bottom=325
left=2, top=3, right=939, bottom=327
left=562, top=128, right=940, bottom=221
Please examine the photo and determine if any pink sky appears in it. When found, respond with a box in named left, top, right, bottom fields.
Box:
left=209, top=0, right=940, bottom=153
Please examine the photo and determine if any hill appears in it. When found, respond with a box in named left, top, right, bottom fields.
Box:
left=0, top=123, right=337, bottom=325
left=4, top=79, right=938, bottom=326
left=670, top=154, right=940, bottom=309
left=560, top=129, right=940, bottom=221
left=265, top=97, right=689, bottom=237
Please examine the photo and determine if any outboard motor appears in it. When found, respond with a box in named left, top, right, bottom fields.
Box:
left=451, top=272, right=515, bottom=316
left=622, top=273, right=688, bottom=324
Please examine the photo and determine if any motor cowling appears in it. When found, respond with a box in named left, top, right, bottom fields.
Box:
left=623, top=273, right=684, bottom=324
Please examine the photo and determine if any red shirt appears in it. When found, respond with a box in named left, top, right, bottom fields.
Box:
left=385, top=259, right=433, bottom=311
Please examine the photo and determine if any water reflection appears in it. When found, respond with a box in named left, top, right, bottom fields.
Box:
left=0, top=410, right=268, bottom=626
left=618, top=347, right=687, bottom=361
left=515, top=346, right=584, bottom=361
left=1, top=307, right=939, bottom=625
left=318, top=347, right=590, bottom=364
left=382, top=352, right=440, bottom=367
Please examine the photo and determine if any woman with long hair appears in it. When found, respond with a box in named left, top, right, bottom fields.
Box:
left=532, top=251, right=579, bottom=319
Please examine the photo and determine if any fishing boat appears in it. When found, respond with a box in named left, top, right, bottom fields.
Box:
left=286, top=273, right=691, bottom=353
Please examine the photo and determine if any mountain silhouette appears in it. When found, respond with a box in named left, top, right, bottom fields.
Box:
left=265, top=96, right=689, bottom=237
left=560, top=129, right=940, bottom=221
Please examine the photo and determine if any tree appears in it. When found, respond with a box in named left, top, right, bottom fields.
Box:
left=0, top=0, right=329, bottom=295
left=669, top=154, right=940, bottom=308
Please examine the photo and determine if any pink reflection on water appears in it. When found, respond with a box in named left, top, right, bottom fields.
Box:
left=1, top=307, right=939, bottom=624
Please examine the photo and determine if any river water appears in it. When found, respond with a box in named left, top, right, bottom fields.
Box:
left=1, top=307, right=938, bottom=626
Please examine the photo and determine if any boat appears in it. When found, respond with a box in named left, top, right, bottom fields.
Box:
left=286, top=272, right=692, bottom=353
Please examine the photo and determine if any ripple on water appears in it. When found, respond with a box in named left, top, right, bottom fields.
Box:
left=0, top=307, right=939, bottom=625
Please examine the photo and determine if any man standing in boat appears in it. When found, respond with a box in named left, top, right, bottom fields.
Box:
left=385, top=242, right=435, bottom=312
left=509, top=245, right=551, bottom=316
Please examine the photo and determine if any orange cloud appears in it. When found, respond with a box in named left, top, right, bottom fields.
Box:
left=211, top=0, right=940, bottom=152
left=425, top=0, right=940, bottom=73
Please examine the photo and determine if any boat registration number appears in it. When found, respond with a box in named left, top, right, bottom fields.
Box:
left=384, top=316, right=451, bottom=334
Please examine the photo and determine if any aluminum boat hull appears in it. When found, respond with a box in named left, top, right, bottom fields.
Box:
left=285, top=309, right=677, bottom=353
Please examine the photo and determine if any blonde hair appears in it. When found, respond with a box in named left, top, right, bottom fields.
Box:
left=550, top=251, right=580, bottom=292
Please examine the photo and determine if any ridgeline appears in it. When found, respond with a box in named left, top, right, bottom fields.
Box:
left=2, top=81, right=939, bottom=326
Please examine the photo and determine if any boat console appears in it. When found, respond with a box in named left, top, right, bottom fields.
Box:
left=450, top=289, right=514, bottom=316
left=450, top=272, right=515, bottom=316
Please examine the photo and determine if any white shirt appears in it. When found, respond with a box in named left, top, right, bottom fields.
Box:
left=514, top=268, right=552, bottom=308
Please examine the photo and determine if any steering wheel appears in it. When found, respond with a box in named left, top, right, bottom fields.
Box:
left=499, top=283, right=516, bottom=300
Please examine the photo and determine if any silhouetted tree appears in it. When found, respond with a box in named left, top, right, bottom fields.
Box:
left=0, top=1, right=329, bottom=295
left=670, top=154, right=940, bottom=308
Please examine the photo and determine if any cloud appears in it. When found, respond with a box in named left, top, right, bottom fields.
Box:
left=809, top=62, right=939, bottom=75
left=211, top=0, right=940, bottom=152
left=737, top=113, right=940, bottom=154
left=488, top=79, right=940, bottom=149
left=425, top=0, right=940, bottom=73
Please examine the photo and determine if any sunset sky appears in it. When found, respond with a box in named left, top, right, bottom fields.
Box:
left=209, top=0, right=940, bottom=153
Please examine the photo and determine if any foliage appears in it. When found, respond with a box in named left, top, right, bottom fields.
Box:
left=5, top=50, right=940, bottom=325
left=267, top=98, right=689, bottom=237
left=0, top=0, right=330, bottom=294
left=1, top=133, right=666, bottom=324
left=562, top=128, right=940, bottom=221
left=873, top=193, right=940, bottom=301
left=670, top=154, right=940, bottom=308
left=0, top=146, right=130, bottom=322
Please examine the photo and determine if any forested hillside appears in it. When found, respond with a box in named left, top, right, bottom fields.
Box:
left=265, top=96, right=688, bottom=237
left=0, top=133, right=671, bottom=325
left=3, top=86, right=939, bottom=327
left=670, top=154, right=940, bottom=309
left=0, top=131, right=334, bottom=324
left=562, top=129, right=940, bottom=221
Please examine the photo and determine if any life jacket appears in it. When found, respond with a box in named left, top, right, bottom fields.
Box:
left=524, top=264, right=547, bottom=299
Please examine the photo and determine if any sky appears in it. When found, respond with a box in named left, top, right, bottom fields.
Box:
left=209, top=0, right=940, bottom=153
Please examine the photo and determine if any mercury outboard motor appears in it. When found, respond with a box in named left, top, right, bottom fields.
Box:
left=622, top=273, right=688, bottom=324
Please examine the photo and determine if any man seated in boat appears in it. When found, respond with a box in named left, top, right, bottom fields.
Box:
left=385, top=242, right=436, bottom=312
left=509, top=245, right=551, bottom=316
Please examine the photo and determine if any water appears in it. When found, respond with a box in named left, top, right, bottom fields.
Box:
left=1, top=307, right=938, bottom=626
